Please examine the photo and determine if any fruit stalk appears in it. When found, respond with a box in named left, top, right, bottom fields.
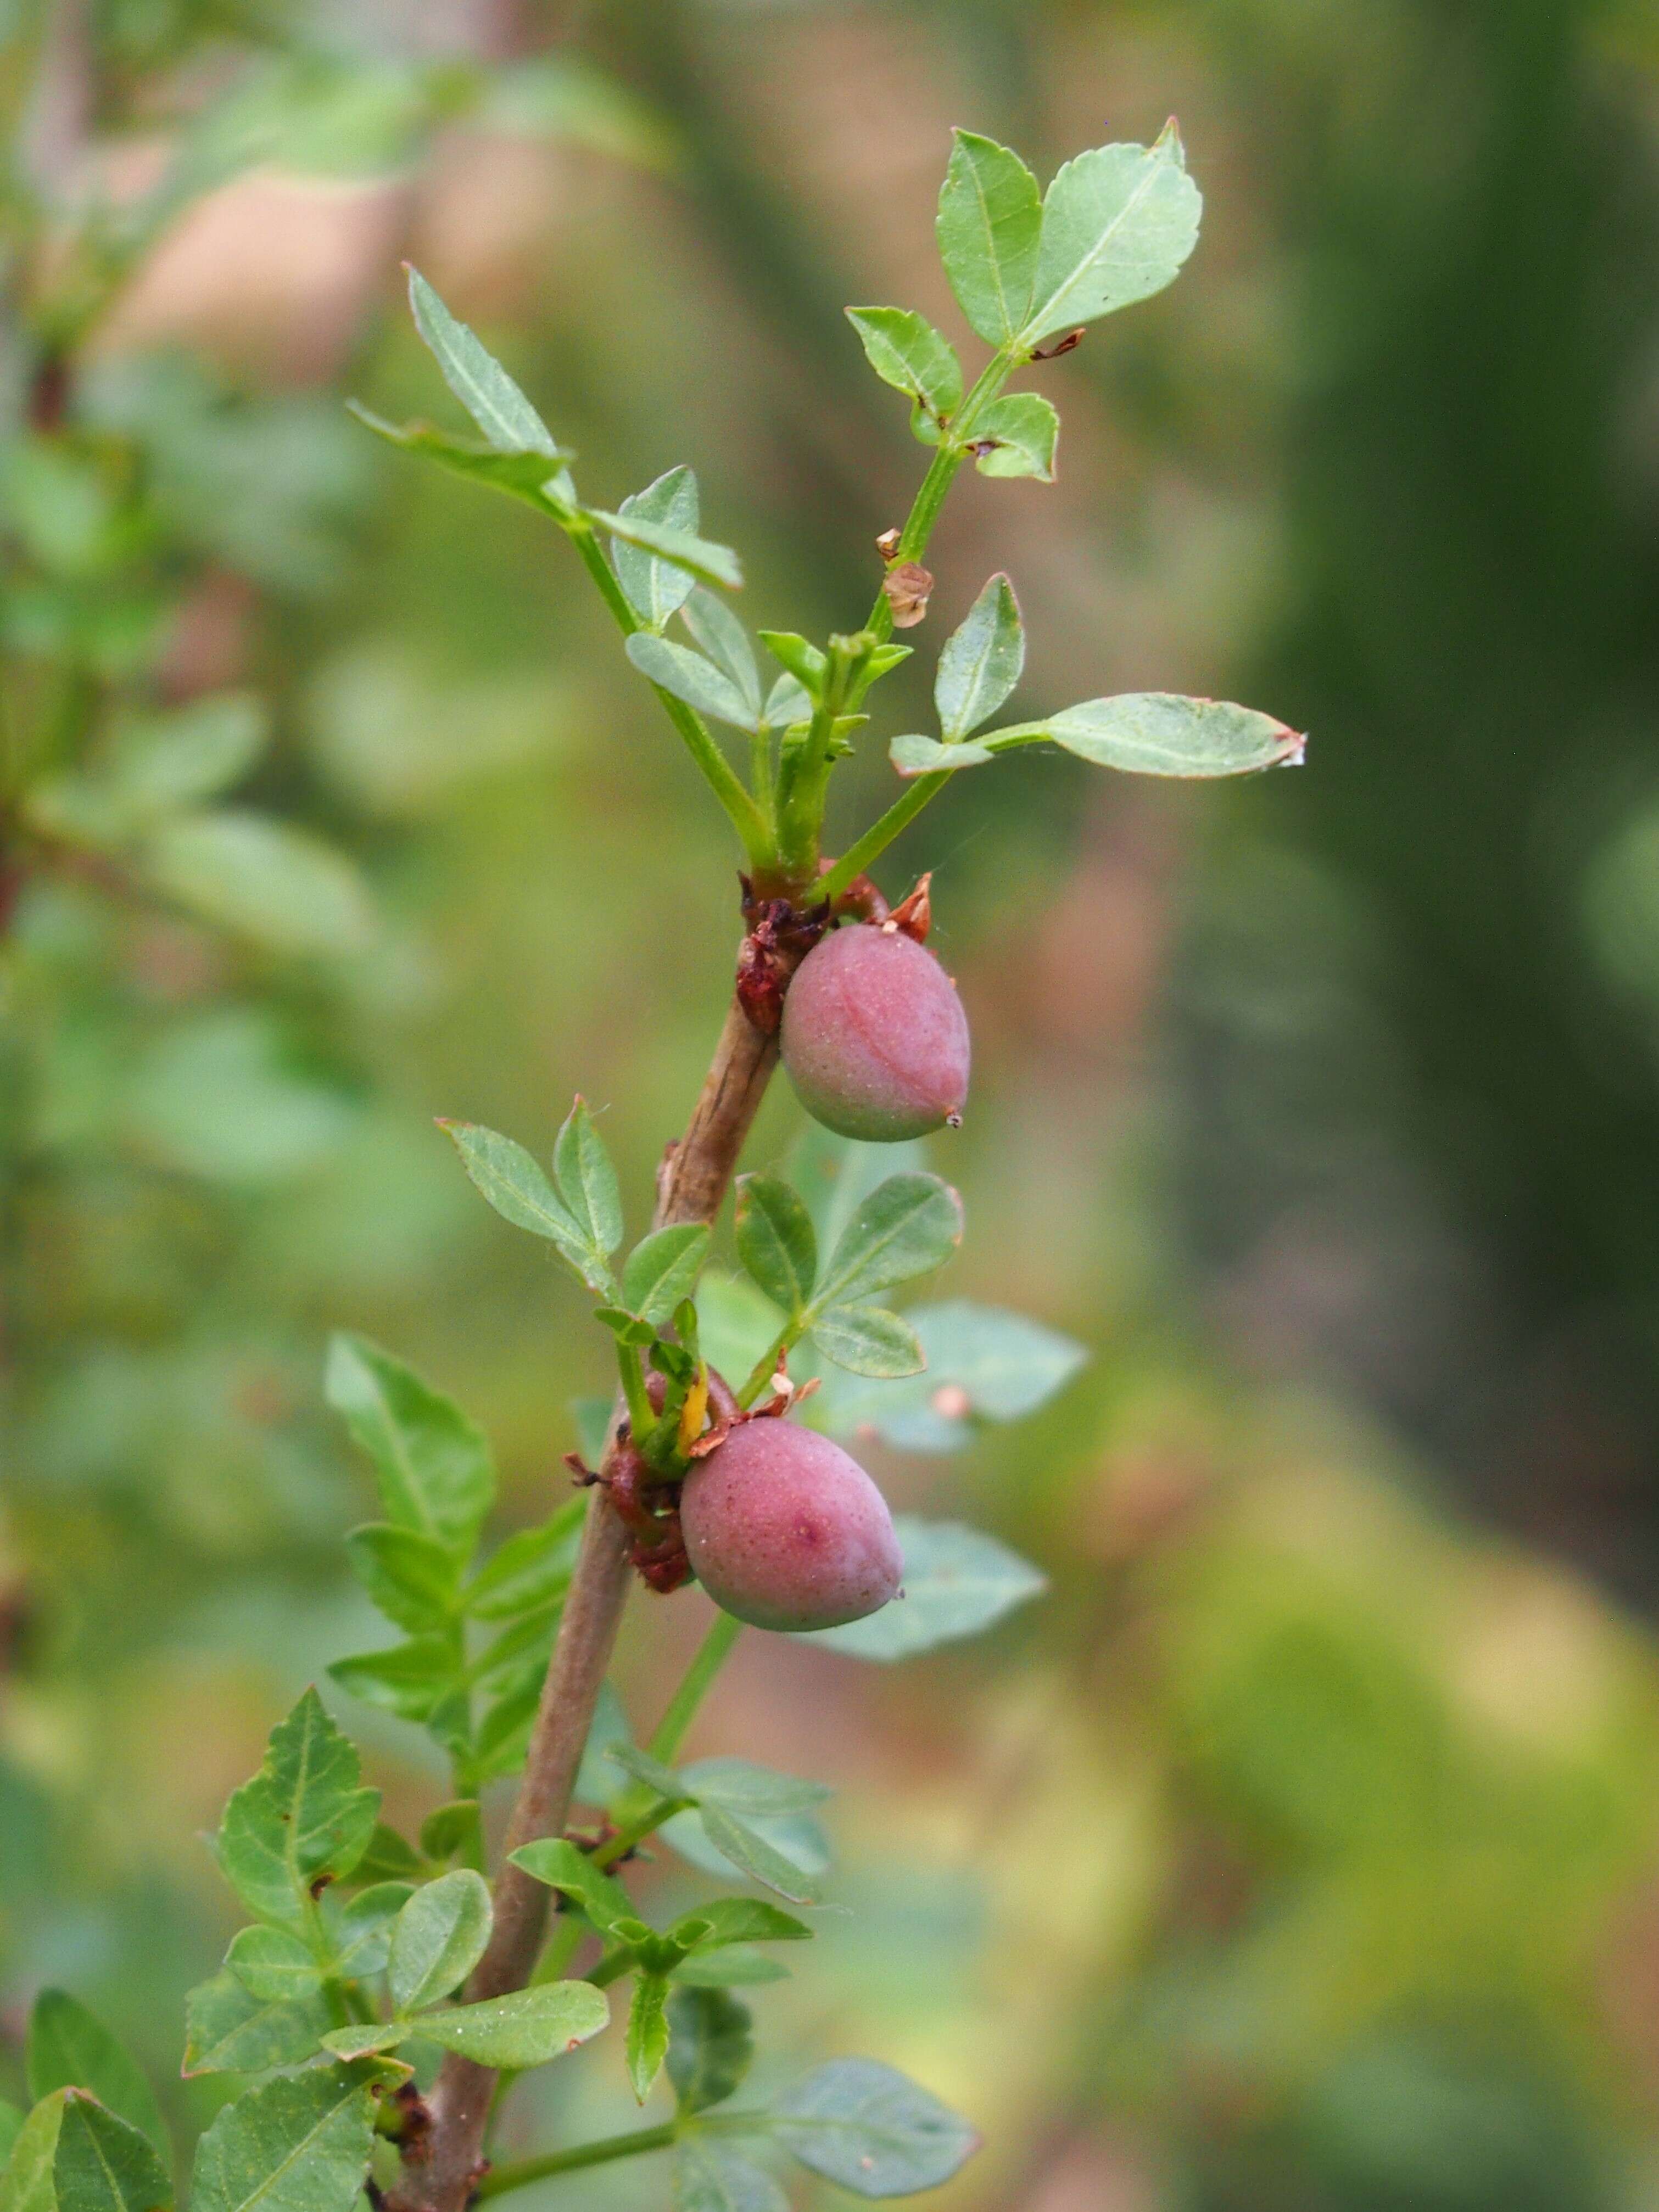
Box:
left=394, top=989, right=783, bottom=2212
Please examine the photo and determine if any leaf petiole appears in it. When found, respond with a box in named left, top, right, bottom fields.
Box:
left=474, top=2123, right=678, bottom=2199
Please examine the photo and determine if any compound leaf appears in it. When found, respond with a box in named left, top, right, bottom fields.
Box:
left=26, top=1992, right=168, bottom=2161
left=813, top=1174, right=963, bottom=1311
left=810, top=1304, right=924, bottom=1380
left=936, top=131, right=1042, bottom=347
left=190, top=2065, right=376, bottom=2212
left=325, top=1334, right=494, bottom=1552
left=772, top=2058, right=979, bottom=2198
left=969, top=393, right=1058, bottom=481
left=215, top=1692, right=379, bottom=1932
left=667, top=1989, right=753, bottom=2116
left=612, top=465, right=700, bottom=629
left=935, top=575, right=1024, bottom=742
left=734, top=1176, right=816, bottom=1318
left=1022, top=125, right=1201, bottom=348
left=388, top=1870, right=493, bottom=2014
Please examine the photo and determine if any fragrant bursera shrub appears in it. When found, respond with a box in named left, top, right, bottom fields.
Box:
left=1, top=115, right=1304, bottom=2212
left=681, top=1420, right=904, bottom=1631
left=782, top=920, right=971, bottom=1141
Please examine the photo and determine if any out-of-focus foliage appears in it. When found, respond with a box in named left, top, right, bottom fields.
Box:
left=5, top=1, right=1659, bottom=2209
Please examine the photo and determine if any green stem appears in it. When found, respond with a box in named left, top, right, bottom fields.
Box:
left=818, top=770, right=951, bottom=906
left=474, top=2124, right=678, bottom=2199
left=862, top=353, right=1017, bottom=645
left=584, top=1945, right=635, bottom=1989
left=616, top=1343, right=654, bottom=1442
left=530, top=1914, right=585, bottom=1985
left=589, top=1793, right=688, bottom=1871
left=738, top=1320, right=797, bottom=1409
left=647, top=1609, right=744, bottom=1761
left=568, top=520, right=773, bottom=867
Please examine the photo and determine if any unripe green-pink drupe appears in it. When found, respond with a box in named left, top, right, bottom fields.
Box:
left=780, top=922, right=970, bottom=1142
left=679, top=1418, right=904, bottom=1631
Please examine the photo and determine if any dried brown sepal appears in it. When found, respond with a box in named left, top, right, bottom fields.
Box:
left=875, top=526, right=902, bottom=561
left=885, top=872, right=932, bottom=944
left=1030, top=327, right=1085, bottom=361
left=882, top=561, right=934, bottom=629
left=735, top=875, right=832, bottom=1034
left=818, top=858, right=889, bottom=925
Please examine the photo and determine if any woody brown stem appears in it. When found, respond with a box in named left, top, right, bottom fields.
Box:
left=394, top=987, right=780, bottom=2212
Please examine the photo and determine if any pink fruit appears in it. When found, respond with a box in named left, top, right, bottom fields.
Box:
left=780, top=923, right=970, bottom=1142
left=679, top=1419, right=903, bottom=1632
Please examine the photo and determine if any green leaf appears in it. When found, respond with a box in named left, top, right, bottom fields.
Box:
left=667, top=1989, right=752, bottom=2116
left=612, top=466, right=700, bottom=629
left=763, top=672, right=812, bottom=729
left=43, top=2095, right=171, bottom=2212
left=888, top=732, right=995, bottom=777
left=734, top=1176, right=816, bottom=1318
left=405, top=1982, right=608, bottom=2068
left=350, top=1824, right=425, bottom=1886
left=215, top=1691, right=379, bottom=1931
left=0, top=2092, right=59, bottom=2212
left=672, top=1950, right=789, bottom=1989
left=1023, top=126, right=1200, bottom=348
left=992, top=691, right=1305, bottom=776
left=809, top=1306, right=924, bottom=1379
left=824, top=1300, right=1087, bottom=1451
left=224, top=1927, right=322, bottom=2004
left=327, top=1637, right=459, bottom=1723
left=105, top=693, right=266, bottom=816
left=509, top=1838, right=637, bottom=1937
left=797, top=1518, right=1046, bottom=1661
left=405, top=267, right=566, bottom=464
left=680, top=591, right=761, bottom=720
left=773, top=2059, right=979, bottom=2197
left=464, top=1500, right=584, bottom=1619
left=679, top=1760, right=831, bottom=1819
left=756, top=632, right=826, bottom=698
left=387, top=1869, right=493, bottom=2014
left=845, top=309, right=962, bottom=428
left=347, top=404, right=572, bottom=514
left=419, top=1801, right=484, bottom=1868
left=934, top=574, right=1024, bottom=742
left=143, top=813, right=373, bottom=958
left=621, top=1224, right=712, bottom=1326
left=0, top=2105, right=23, bottom=2172
left=970, top=393, right=1058, bottom=481
left=624, top=636, right=756, bottom=732
left=696, top=1806, right=822, bottom=1905
left=26, top=1992, right=169, bottom=2161
left=325, top=1334, right=494, bottom=1550
left=329, top=1882, right=413, bottom=1977
left=553, top=1098, right=624, bottom=1259
left=437, top=1122, right=613, bottom=1292
left=601, top=1741, right=691, bottom=1802
left=812, top=1174, right=964, bottom=1311
left=191, top=2064, right=376, bottom=2212
left=936, top=130, right=1042, bottom=348
left=673, top=2140, right=786, bottom=2212
left=181, top=1975, right=332, bottom=2077
left=343, top=1523, right=461, bottom=1634
left=626, top=1976, right=672, bottom=2103
left=674, top=1899, right=811, bottom=1951
left=586, top=509, right=742, bottom=593
left=312, top=2025, right=403, bottom=2063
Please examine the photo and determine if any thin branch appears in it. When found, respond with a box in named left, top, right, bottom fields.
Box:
left=392, top=990, right=781, bottom=2212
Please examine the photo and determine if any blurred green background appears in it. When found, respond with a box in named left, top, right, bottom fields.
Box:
left=7, top=1, right=1659, bottom=2206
